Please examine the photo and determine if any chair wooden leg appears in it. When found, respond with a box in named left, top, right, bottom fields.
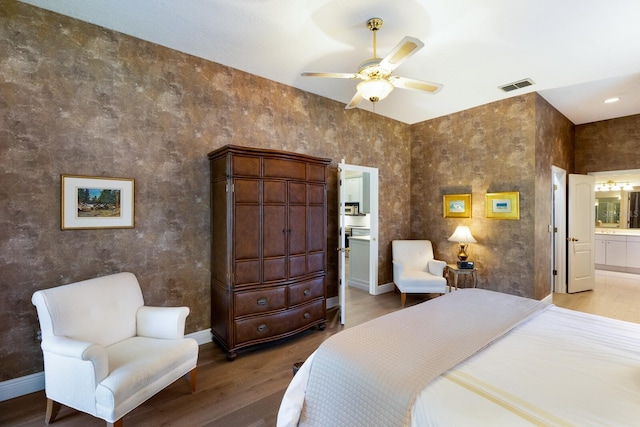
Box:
left=401, top=293, right=407, bottom=307
left=45, top=399, right=61, bottom=424
left=107, top=418, right=123, bottom=427
left=186, top=368, right=197, bottom=393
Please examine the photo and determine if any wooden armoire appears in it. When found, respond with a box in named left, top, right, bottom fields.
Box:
left=208, top=145, right=330, bottom=359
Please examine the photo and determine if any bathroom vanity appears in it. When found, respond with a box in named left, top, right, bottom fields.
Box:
left=595, top=230, right=640, bottom=274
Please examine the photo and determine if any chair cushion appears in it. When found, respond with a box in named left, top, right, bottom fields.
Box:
left=95, top=336, right=198, bottom=418
left=396, top=271, right=448, bottom=293
left=392, top=240, right=435, bottom=271
left=33, top=272, right=144, bottom=347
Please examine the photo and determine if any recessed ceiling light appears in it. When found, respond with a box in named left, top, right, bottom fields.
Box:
left=603, top=97, right=620, bottom=104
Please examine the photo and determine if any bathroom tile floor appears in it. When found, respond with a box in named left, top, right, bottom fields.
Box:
left=553, top=269, right=640, bottom=324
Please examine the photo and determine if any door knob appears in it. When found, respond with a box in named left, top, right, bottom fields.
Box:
left=566, top=237, right=579, bottom=242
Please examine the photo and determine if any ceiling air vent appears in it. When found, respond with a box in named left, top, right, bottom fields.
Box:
left=499, top=78, right=535, bottom=92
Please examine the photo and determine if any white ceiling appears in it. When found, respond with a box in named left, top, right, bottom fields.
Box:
left=19, top=0, right=640, bottom=125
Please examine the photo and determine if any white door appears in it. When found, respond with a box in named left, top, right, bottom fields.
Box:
left=338, top=165, right=347, bottom=325
left=337, top=162, right=379, bottom=325
left=567, top=174, right=595, bottom=293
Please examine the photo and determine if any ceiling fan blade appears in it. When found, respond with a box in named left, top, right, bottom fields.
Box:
left=345, top=92, right=364, bottom=109
left=378, top=36, right=424, bottom=72
left=301, top=72, right=359, bottom=79
left=390, top=76, right=443, bottom=94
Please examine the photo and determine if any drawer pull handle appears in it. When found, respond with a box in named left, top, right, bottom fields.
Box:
left=303, top=289, right=311, bottom=297
left=257, top=324, right=268, bottom=333
left=257, top=297, right=267, bottom=306
left=303, top=312, right=310, bottom=319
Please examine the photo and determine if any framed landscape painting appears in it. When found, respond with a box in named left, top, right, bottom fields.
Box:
left=61, top=175, right=135, bottom=229
left=443, top=194, right=472, bottom=218
left=485, top=191, right=520, bottom=220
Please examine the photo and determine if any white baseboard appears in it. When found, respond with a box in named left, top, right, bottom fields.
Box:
left=326, top=295, right=339, bottom=309
left=187, top=328, right=213, bottom=346
left=0, top=371, right=45, bottom=402
left=541, top=294, right=553, bottom=304
left=0, top=329, right=213, bottom=402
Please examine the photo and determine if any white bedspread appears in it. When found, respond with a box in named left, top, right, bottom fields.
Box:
left=278, top=293, right=640, bottom=426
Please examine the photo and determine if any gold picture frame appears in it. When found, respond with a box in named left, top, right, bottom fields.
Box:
left=61, top=175, right=135, bottom=230
left=485, top=191, right=520, bottom=220
left=443, top=194, right=472, bottom=218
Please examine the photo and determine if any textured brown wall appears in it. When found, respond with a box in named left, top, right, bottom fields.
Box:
left=534, top=95, right=575, bottom=299
left=574, top=114, right=640, bottom=174
left=0, top=2, right=411, bottom=380
left=410, top=95, right=538, bottom=297
left=409, top=94, right=574, bottom=299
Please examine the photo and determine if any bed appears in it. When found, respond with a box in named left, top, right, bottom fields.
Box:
left=277, top=288, right=640, bottom=426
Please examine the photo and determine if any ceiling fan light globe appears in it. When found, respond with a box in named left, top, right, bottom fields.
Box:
left=357, top=79, right=394, bottom=103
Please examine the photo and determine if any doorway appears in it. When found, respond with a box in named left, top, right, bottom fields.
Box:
left=338, top=162, right=379, bottom=325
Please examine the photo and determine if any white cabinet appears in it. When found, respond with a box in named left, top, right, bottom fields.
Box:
left=627, top=237, right=640, bottom=268
left=605, top=237, right=627, bottom=267
left=344, top=174, right=371, bottom=213
left=348, top=236, right=369, bottom=290
left=345, top=176, right=362, bottom=204
left=595, top=233, right=638, bottom=271
left=351, top=227, right=370, bottom=237
left=595, top=235, right=606, bottom=264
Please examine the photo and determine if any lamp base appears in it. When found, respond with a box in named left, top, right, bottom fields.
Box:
left=457, top=243, right=468, bottom=262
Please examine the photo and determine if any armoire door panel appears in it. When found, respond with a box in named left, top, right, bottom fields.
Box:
left=264, top=158, right=306, bottom=180
left=263, top=205, right=286, bottom=258
left=307, top=164, right=326, bottom=183
left=308, top=252, right=325, bottom=274
left=234, top=205, right=260, bottom=260
left=234, top=179, right=260, bottom=203
left=308, top=183, right=325, bottom=205
left=234, top=260, right=261, bottom=285
left=289, top=254, right=307, bottom=278
left=288, top=181, right=307, bottom=204
left=307, top=205, right=325, bottom=253
left=263, top=180, right=286, bottom=204
left=288, top=205, right=307, bottom=255
left=263, top=257, right=287, bottom=282
left=232, top=155, right=260, bottom=177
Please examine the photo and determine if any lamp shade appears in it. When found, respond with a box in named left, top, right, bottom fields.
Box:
left=448, top=226, right=477, bottom=243
left=357, top=78, right=394, bottom=102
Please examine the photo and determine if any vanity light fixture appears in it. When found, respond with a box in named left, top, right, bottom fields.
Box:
left=623, top=183, right=634, bottom=191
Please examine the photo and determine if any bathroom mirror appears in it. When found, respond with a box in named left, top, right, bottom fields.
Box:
left=591, top=169, right=640, bottom=229
left=595, top=196, right=621, bottom=227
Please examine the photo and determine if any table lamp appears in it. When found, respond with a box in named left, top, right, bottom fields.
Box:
left=448, top=225, right=477, bottom=262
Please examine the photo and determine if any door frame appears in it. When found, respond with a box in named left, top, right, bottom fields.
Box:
left=551, top=166, right=567, bottom=293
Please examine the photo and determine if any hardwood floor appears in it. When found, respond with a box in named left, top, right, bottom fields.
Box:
left=3, top=270, right=639, bottom=427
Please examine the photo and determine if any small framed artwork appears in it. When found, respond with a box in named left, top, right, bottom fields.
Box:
left=485, top=191, right=520, bottom=220
left=443, top=194, right=472, bottom=218
left=61, top=175, right=135, bottom=230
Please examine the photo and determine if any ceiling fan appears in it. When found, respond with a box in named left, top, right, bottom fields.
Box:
left=301, top=18, right=443, bottom=109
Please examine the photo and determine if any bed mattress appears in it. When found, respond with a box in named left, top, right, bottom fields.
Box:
left=278, top=293, right=640, bottom=426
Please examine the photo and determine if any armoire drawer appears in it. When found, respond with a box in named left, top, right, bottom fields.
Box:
left=234, top=300, right=325, bottom=345
left=234, top=287, right=286, bottom=317
left=288, top=277, right=324, bottom=306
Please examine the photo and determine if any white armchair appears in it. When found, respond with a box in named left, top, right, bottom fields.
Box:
left=392, top=240, right=449, bottom=306
left=31, top=272, right=199, bottom=427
